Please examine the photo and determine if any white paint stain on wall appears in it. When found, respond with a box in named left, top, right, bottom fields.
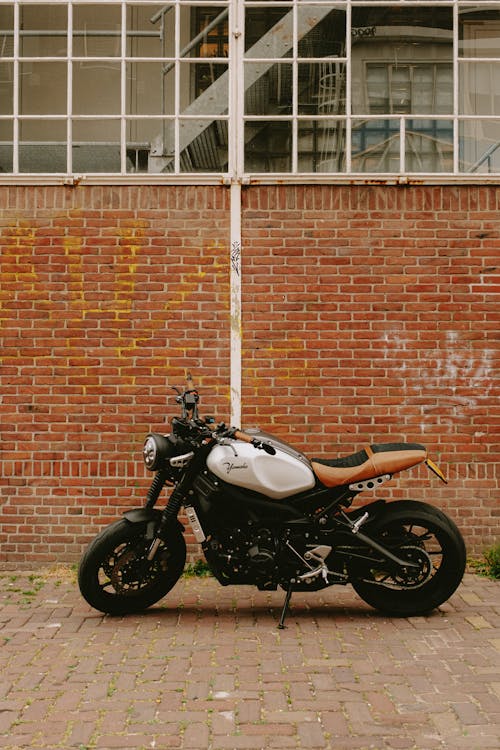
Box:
left=379, top=328, right=495, bottom=432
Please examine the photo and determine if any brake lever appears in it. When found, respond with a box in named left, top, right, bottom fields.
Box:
left=213, top=434, right=239, bottom=456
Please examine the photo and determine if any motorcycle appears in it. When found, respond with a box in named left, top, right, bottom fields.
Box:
left=78, top=374, right=466, bottom=628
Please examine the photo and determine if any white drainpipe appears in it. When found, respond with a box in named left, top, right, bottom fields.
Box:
left=229, top=0, right=244, bottom=427
left=230, top=181, right=242, bottom=428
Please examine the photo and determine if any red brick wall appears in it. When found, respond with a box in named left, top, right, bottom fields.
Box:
left=241, top=185, right=499, bottom=553
left=0, top=186, right=231, bottom=566
left=0, top=183, right=498, bottom=567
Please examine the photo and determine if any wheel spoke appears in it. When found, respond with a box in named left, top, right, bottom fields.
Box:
left=411, top=531, right=433, bottom=542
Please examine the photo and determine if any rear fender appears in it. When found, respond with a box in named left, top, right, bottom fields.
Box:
left=344, top=499, right=387, bottom=524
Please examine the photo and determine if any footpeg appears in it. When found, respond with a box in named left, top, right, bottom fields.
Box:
left=351, top=512, right=369, bottom=534
left=298, top=545, right=332, bottom=583
left=297, top=564, right=329, bottom=583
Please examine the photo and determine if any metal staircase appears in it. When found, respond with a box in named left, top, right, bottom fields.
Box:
left=148, top=4, right=335, bottom=172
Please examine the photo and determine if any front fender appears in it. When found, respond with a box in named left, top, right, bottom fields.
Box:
left=122, top=508, right=185, bottom=535
left=123, top=508, right=163, bottom=525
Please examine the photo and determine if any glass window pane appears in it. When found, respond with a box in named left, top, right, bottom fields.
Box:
left=298, top=61, right=346, bottom=115
left=73, top=118, right=121, bottom=172
left=0, top=120, right=12, bottom=172
left=0, top=64, right=13, bottom=114
left=190, top=7, right=229, bottom=59
left=351, top=7, right=453, bottom=116
left=245, top=120, right=292, bottom=172
left=179, top=120, right=228, bottom=172
left=297, top=7, right=346, bottom=58
left=127, top=62, right=174, bottom=116
left=351, top=119, right=400, bottom=172
left=406, top=120, right=453, bottom=172
left=73, top=5, right=121, bottom=57
left=0, top=6, right=14, bottom=59
left=460, top=62, right=500, bottom=116
left=244, top=63, right=293, bottom=115
left=0, top=119, right=11, bottom=139
left=298, top=118, right=346, bottom=172
left=245, top=6, right=290, bottom=56
left=19, top=62, right=67, bottom=115
left=461, top=119, right=500, bottom=173
left=20, top=5, right=67, bottom=57
left=460, top=8, right=500, bottom=57
left=126, top=144, right=151, bottom=174
left=126, top=118, right=173, bottom=173
left=19, top=119, right=67, bottom=172
left=180, top=62, right=228, bottom=112
left=73, top=62, right=121, bottom=116
left=127, top=4, right=168, bottom=58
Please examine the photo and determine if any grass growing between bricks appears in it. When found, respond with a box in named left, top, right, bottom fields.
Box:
left=0, top=558, right=211, bottom=606
left=182, top=559, right=212, bottom=578
left=0, top=565, right=77, bottom=607
left=469, top=541, right=500, bottom=580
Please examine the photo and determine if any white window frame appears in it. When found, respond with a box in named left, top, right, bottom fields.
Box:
left=0, top=0, right=499, bottom=184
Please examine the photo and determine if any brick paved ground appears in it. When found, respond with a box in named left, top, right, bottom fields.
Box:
left=0, top=570, right=499, bottom=750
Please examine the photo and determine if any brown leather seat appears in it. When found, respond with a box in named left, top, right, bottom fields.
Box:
left=311, top=443, right=427, bottom=488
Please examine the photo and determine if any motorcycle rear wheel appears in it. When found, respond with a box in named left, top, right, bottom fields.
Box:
left=78, top=518, right=186, bottom=615
left=348, top=501, right=466, bottom=617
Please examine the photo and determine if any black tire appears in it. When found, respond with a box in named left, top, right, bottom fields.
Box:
left=348, top=501, right=466, bottom=616
left=78, top=518, right=186, bottom=615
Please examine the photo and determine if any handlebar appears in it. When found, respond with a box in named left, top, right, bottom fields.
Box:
left=171, top=373, right=276, bottom=455
left=224, top=428, right=276, bottom=455
left=232, top=429, right=253, bottom=444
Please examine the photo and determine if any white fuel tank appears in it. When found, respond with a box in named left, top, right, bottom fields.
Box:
left=206, top=440, right=316, bottom=500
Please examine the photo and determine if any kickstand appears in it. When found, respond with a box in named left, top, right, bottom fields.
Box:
left=278, top=581, right=294, bottom=630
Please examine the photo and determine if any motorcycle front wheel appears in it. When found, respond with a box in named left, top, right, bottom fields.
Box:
left=78, top=518, right=186, bottom=615
left=348, top=500, right=466, bottom=617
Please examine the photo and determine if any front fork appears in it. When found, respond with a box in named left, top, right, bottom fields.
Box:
left=145, top=471, right=186, bottom=561
left=145, top=469, right=170, bottom=509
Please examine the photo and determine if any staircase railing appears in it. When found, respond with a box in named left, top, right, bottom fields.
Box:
left=468, top=140, right=500, bottom=173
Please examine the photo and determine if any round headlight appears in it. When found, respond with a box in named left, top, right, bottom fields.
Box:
left=143, top=433, right=172, bottom=471
left=143, top=435, right=159, bottom=470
